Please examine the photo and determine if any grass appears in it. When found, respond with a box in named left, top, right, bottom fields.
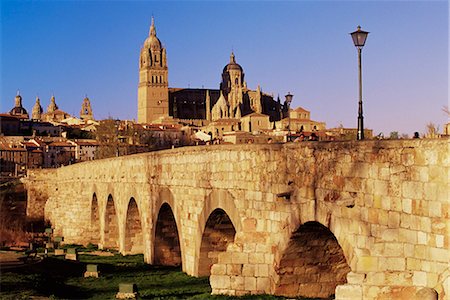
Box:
left=0, top=252, right=325, bottom=300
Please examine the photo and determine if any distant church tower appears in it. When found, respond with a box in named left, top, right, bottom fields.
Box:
left=137, top=17, right=169, bottom=123
left=220, top=52, right=245, bottom=118
left=32, top=96, right=43, bottom=120
left=47, top=95, right=58, bottom=113
left=80, top=96, right=94, bottom=120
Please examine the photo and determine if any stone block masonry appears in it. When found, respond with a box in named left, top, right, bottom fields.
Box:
left=23, top=139, right=449, bottom=299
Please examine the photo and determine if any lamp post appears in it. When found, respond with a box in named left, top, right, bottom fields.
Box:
left=285, top=92, right=293, bottom=142
left=350, top=26, right=369, bottom=140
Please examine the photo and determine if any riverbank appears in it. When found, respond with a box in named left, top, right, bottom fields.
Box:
left=0, top=252, right=315, bottom=300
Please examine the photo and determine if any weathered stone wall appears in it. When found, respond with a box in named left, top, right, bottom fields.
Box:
left=283, top=139, right=449, bottom=299
left=24, top=139, right=449, bottom=299
left=22, top=169, right=57, bottom=221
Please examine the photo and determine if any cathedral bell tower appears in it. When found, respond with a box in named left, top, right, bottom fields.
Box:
left=138, top=17, right=169, bottom=123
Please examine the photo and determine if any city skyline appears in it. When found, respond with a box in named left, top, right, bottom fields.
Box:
left=1, top=1, right=448, bottom=136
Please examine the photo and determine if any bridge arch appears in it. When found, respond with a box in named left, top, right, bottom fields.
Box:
left=198, top=208, right=236, bottom=276
left=293, top=197, right=357, bottom=271
left=195, top=189, right=241, bottom=276
left=274, top=221, right=351, bottom=299
left=90, top=193, right=100, bottom=245
left=152, top=188, right=183, bottom=267
left=103, top=194, right=119, bottom=249
left=153, top=202, right=182, bottom=266
left=124, top=197, right=144, bottom=254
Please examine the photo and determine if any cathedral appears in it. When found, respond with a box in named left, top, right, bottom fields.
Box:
left=137, top=18, right=287, bottom=128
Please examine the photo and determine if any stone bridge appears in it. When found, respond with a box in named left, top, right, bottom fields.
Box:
left=24, top=139, right=449, bottom=299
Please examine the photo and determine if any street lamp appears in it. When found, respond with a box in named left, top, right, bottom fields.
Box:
left=285, top=92, right=293, bottom=142
left=350, top=25, right=369, bottom=140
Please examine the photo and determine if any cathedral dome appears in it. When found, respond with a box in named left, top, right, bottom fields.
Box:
left=9, top=92, right=29, bottom=118
left=223, top=52, right=243, bottom=72
left=9, top=106, right=28, bottom=116
left=144, top=35, right=162, bottom=50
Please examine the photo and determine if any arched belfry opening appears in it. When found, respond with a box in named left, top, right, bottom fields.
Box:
left=198, top=208, right=236, bottom=276
left=90, top=193, right=100, bottom=245
left=104, top=195, right=119, bottom=249
left=124, top=198, right=143, bottom=254
left=274, top=221, right=351, bottom=299
left=154, top=203, right=181, bottom=266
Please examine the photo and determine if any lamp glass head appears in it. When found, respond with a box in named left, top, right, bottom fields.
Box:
left=350, top=26, right=369, bottom=48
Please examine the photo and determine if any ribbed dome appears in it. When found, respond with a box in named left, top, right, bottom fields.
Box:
left=9, top=106, right=28, bottom=116
left=144, top=35, right=162, bottom=50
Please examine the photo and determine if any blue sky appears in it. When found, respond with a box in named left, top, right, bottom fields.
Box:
left=1, top=0, right=448, bottom=135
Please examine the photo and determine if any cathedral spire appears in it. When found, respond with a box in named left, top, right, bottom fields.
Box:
left=149, top=16, right=156, bottom=36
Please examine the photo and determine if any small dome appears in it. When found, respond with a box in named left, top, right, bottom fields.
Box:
left=223, top=52, right=243, bottom=72
left=224, top=63, right=243, bottom=72
left=10, top=106, right=28, bottom=116
left=144, top=35, right=162, bottom=50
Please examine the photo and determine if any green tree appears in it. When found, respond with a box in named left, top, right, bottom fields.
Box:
left=95, top=119, right=119, bottom=159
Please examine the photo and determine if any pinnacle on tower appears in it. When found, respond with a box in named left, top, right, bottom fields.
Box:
left=149, top=16, right=156, bottom=36
left=230, top=51, right=235, bottom=63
